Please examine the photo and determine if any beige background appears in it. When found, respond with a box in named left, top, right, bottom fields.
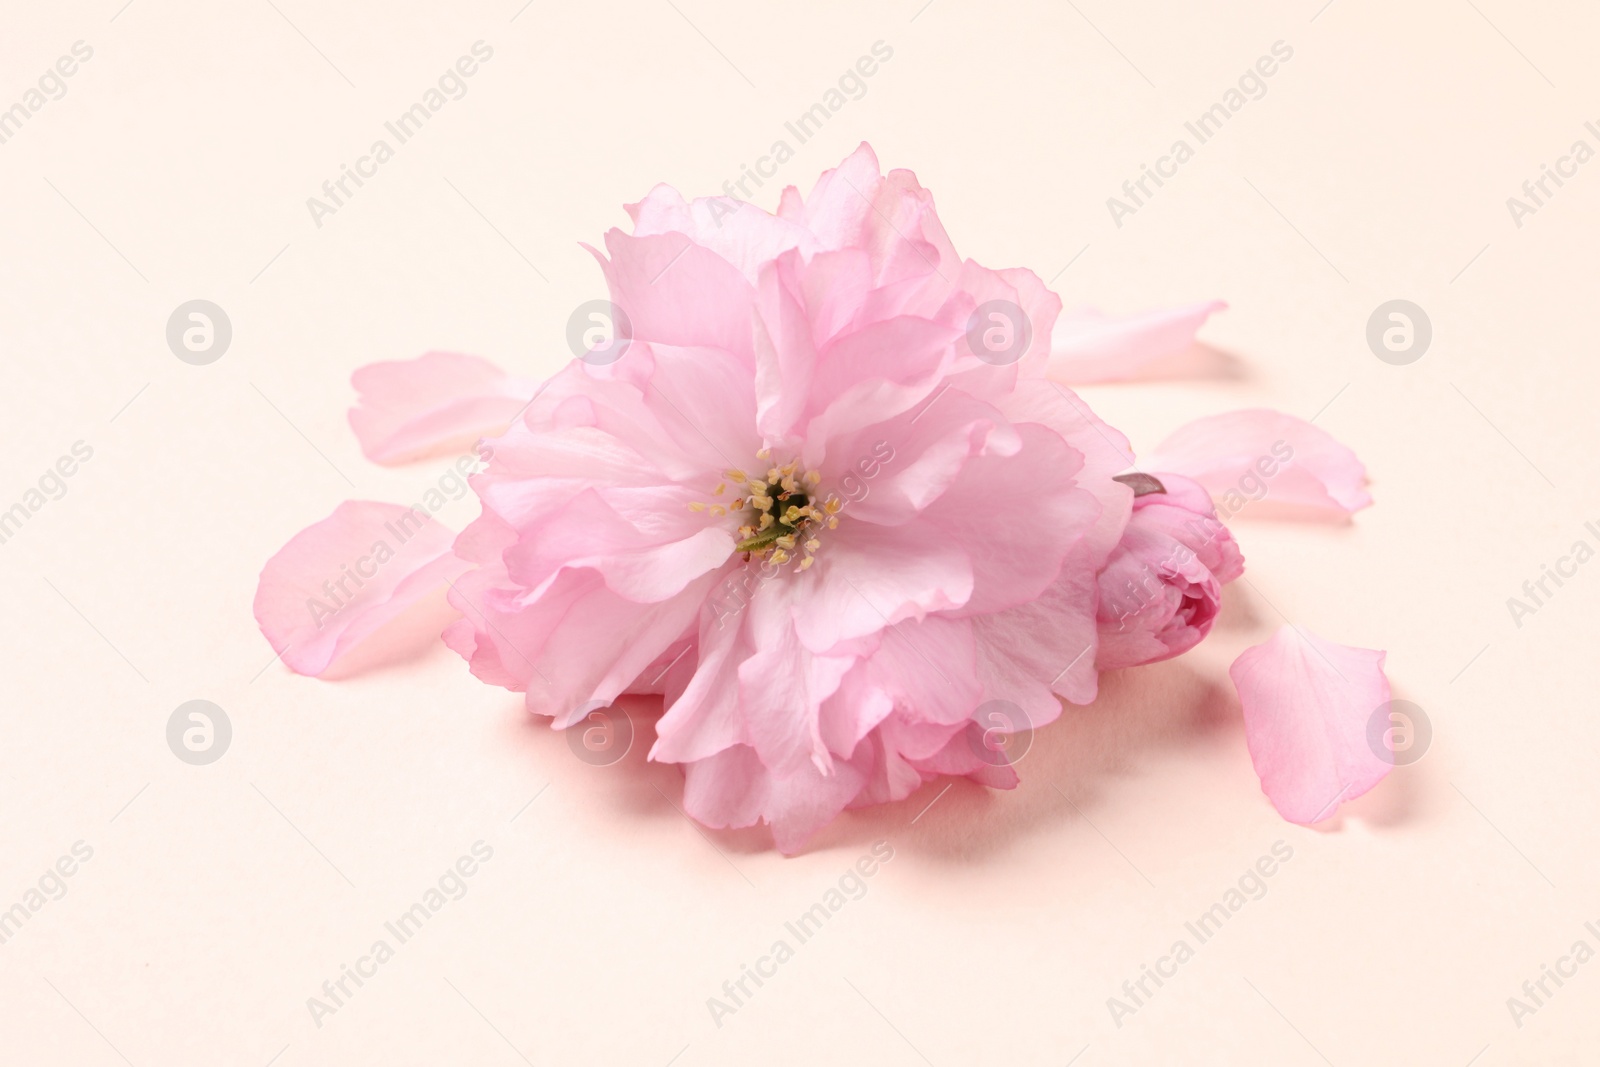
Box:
left=1, top=0, right=1596, bottom=1063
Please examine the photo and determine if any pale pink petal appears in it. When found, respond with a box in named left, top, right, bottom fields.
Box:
left=625, top=183, right=817, bottom=282
left=650, top=599, right=753, bottom=764
left=590, top=231, right=756, bottom=359
left=502, top=488, right=734, bottom=603
left=680, top=742, right=870, bottom=855
left=972, top=539, right=1101, bottom=711
left=995, top=378, right=1135, bottom=566
left=817, top=616, right=985, bottom=761
left=1144, top=409, right=1372, bottom=520
left=254, top=501, right=468, bottom=676
left=752, top=252, right=819, bottom=443
left=349, top=352, right=537, bottom=465
left=1230, top=626, right=1391, bottom=824
left=444, top=564, right=715, bottom=725
left=1048, top=300, right=1226, bottom=384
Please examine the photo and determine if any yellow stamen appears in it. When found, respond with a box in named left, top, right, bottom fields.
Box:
left=710, top=505, right=726, bottom=517
left=797, top=556, right=815, bottom=571
left=688, top=502, right=706, bottom=512
left=770, top=549, right=790, bottom=564
left=756, top=447, right=771, bottom=459
left=824, top=497, right=843, bottom=514
left=724, top=468, right=748, bottom=483
left=713, top=483, right=726, bottom=496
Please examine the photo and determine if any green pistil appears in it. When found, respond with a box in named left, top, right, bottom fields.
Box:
left=735, top=487, right=810, bottom=554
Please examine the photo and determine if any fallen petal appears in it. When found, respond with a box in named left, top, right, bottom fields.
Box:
left=1230, top=625, right=1391, bottom=824
left=349, top=351, right=538, bottom=465
left=1047, top=300, right=1226, bottom=384
left=1144, top=408, right=1372, bottom=520
left=254, top=501, right=469, bottom=676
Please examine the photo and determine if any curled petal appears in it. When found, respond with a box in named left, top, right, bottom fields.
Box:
left=254, top=501, right=468, bottom=676
left=1230, top=626, right=1391, bottom=824
left=681, top=742, right=870, bottom=855
left=349, top=352, right=538, bottom=465
left=1143, top=409, right=1372, bottom=520
left=1048, top=300, right=1226, bottom=384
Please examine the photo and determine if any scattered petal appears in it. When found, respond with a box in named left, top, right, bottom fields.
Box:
left=1144, top=408, right=1372, bottom=520
left=349, top=352, right=538, bottom=465
left=1231, top=626, right=1391, bottom=824
left=254, top=501, right=468, bottom=676
left=1048, top=300, right=1226, bottom=383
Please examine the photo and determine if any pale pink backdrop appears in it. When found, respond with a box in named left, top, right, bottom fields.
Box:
left=1, top=1, right=1594, bottom=1063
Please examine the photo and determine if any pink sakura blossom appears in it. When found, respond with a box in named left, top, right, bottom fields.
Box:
left=1095, top=472, right=1244, bottom=671
left=254, top=143, right=1393, bottom=850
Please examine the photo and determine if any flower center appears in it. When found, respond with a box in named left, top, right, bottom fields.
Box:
left=688, top=451, right=841, bottom=571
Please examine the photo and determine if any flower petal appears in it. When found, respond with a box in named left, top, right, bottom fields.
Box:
left=1047, top=300, right=1226, bottom=384
left=254, top=501, right=468, bottom=676
left=1144, top=409, right=1372, bottom=520
left=349, top=352, right=537, bottom=465
left=1230, top=626, right=1391, bottom=824
left=680, top=742, right=870, bottom=855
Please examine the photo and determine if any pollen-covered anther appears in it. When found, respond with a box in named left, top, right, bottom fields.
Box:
left=688, top=501, right=707, bottom=512
left=732, top=452, right=832, bottom=563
